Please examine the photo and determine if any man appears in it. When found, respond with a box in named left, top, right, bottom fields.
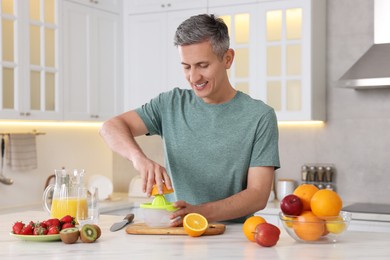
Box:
left=100, top=14, right=280, bottom=226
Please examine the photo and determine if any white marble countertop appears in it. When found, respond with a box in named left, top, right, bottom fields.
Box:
left=2, top=210, right=390, bottom=259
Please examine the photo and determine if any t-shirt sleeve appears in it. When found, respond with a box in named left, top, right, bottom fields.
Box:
left=250, top=108, right=280, bottom=169
left=135, top=93, right=165, bottom=136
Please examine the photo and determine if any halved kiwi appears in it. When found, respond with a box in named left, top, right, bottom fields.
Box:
left=60, top=227, right=80, bottom=244
left=80, top=224, right=98, bottom=243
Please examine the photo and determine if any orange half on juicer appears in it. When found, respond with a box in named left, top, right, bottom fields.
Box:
left=151, top=184, right=174, bottom=196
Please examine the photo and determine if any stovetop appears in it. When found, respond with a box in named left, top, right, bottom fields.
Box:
left=342, top=203, right=390, bottom=215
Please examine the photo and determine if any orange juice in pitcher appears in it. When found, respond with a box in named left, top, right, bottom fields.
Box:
left=50, top=197, right=88, bottom=219
left=43, top=169, right=87, bottom=220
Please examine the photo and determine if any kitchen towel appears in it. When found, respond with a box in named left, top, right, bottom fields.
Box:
left=6, top=133, right=38, bottom=171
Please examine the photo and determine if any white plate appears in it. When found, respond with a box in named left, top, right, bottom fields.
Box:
left=88, top=175, right=113, bottom=200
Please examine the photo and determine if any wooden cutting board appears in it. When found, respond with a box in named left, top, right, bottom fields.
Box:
left=126, top=223, right=226, bottom=236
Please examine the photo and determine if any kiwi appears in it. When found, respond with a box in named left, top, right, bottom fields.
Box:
left=92, top=224, right=101, bottom=239
left=80, top=224, right=98, bottom=243
left=60, top=227, right=80, bottom=244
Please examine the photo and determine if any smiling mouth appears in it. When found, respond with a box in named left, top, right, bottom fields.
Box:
left=194, top=82, right=208, bottom=90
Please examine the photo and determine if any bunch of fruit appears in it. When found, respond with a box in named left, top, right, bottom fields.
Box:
left=11, top=215, right=101, bottom=244
left=242, top=215, right=280, bottom=247
left=11, top=215, right=76, bottom=236
left=280, top=184, right=345, bottom=241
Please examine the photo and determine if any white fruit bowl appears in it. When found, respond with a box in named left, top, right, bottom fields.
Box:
left=279, top=211, right=352, bottom=244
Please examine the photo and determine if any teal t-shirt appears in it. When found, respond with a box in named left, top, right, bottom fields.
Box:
left=135, top=88, right=280, bottom=222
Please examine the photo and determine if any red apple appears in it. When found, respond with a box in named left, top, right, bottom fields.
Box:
left=280, top=194, right=303, bottom=216
left=254, top=223, right=280, bottom=247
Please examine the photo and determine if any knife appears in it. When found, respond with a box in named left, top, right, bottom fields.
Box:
left=110, top=213, right=135, bottom=232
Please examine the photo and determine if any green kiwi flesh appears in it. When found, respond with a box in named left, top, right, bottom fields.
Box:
left=60, top=227, right=80, bottom=244
left=80, top=224, right=98, bottom=243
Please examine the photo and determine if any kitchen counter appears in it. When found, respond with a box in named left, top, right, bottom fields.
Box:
left=1, top=210, right=390, bottom=259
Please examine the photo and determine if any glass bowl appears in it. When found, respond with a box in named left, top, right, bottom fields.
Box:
left=279, top=211, right=352, bottom=243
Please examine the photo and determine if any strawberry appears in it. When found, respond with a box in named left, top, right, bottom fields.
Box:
left=60, top=215, right=75, bottom=224
left=61, top=222, right=75, bottom=230
left=33, top=226, right=48, bottom=235
left=20, top=223, right=34, bottom=235
left=12, top=221, right=25, bottom=234
left=44, top=218, right=61, bottom=229
left=47, top=226, right=60, bottom=235
left=37, top=221, right=47, bottom=229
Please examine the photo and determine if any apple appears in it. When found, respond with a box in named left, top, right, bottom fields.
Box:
left=254, top=223, right=280, bottom=247
left=280, top=194, right=304, bottom=216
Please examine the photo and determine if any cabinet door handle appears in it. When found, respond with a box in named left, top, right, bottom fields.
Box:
left=19, top=112, right=31, bottom=116
left=167, top=3, right=171, bottom=7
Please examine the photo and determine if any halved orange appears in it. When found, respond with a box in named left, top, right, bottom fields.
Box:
left=151, top=183, right=174, bottom=196
left=183, top=213, right=208, bottom=237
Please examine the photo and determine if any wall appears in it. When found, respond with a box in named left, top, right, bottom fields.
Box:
left=0, top=123, right=113, bottom=210
left=113, top=0, right=390, bottom=205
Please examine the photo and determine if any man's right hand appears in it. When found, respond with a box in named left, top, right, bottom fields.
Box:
left=132, top=155, right=172, bottom=197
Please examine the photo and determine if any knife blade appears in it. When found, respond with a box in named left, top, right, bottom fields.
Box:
left=110, top=213, right=135, bottom=232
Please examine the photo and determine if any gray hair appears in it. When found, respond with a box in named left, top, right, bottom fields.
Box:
left=174, top=14, right=230, bottom=60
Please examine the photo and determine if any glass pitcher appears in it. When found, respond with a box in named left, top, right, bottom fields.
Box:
left=43, top=169, right=88, bottom=219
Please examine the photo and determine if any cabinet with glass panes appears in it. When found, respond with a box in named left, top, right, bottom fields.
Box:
left=210, top=0, right=326, bottom=121
left=1, top=0, right=61, bottom=120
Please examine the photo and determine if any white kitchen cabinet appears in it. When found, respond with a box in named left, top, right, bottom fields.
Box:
left=208, top=0, right=259, bottom=8
left=63, top=0, right=122, bottom=121
left=254, top=0, right=326, bottom=121
left=66, top=0, right=121, bottom=13
left=125, top=8, right=206, bottom=110
left=209, top=4, right=257, bottom=96
left=214, top=0, right=326, bottom=121
left=126, top=0, right=207, bottom=14
left=1, top=0, right=62, bottom=120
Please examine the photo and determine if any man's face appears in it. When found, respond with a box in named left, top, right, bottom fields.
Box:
left=178, top=41, right=234, bottom=104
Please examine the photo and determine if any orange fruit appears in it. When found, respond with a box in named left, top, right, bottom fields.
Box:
left=293, top=211, right=325, bottom=241
left=151, top=183, right=174, bottom=196
left=242, top=216, right=267, bottom=242
left=293, top=184, right=319, bottom=211
left=183, top=213, right=208, bottom=237
left=310, top=189, right=342, bottom=218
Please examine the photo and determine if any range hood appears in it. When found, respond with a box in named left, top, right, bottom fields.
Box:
left=339, top=0, right=390, bottom=89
